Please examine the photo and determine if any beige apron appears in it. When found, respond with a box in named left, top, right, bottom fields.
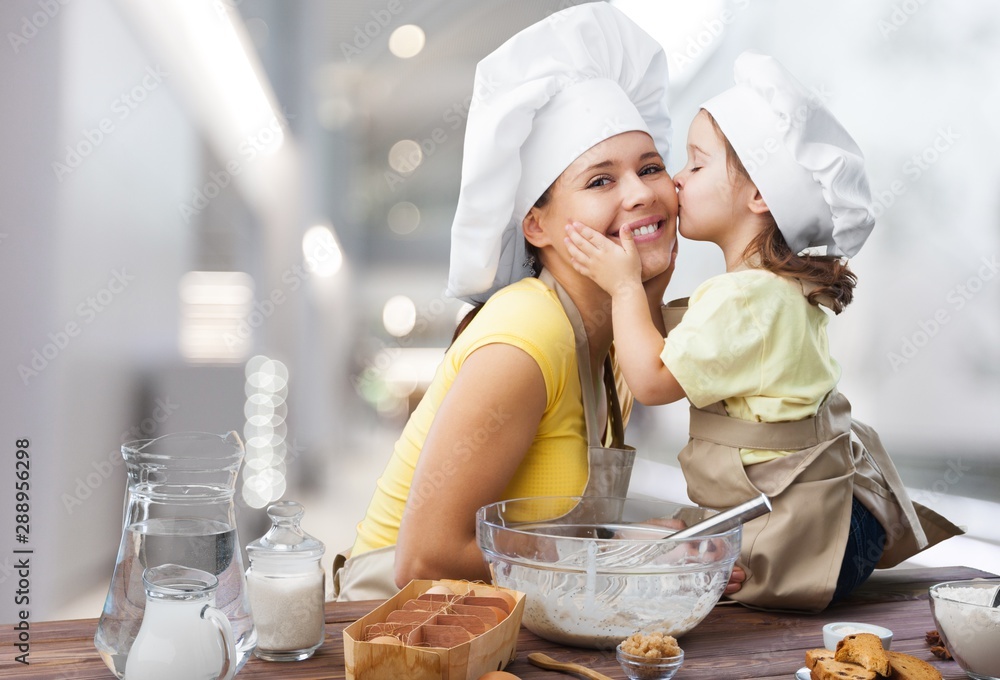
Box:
left=664, top=299, right=963, bottom=612
left=541, top=269, right=637, bottom=522
left=333, top=271, right=636, bottom=600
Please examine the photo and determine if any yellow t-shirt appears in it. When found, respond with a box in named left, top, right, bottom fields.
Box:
left=661, top=269, right=840, bottom=465
left=351, top=276, right=632, bottom=556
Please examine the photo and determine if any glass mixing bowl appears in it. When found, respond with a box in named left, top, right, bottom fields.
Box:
left=477, top=496, right=740, bottom=649
left=929, top=579, right=1000, bottom=680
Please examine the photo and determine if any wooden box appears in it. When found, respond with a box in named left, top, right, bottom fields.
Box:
left=342, top=580, right=525, bottom=680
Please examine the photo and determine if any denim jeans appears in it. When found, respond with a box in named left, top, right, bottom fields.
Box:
left=832, top=497, right=886, bottom=602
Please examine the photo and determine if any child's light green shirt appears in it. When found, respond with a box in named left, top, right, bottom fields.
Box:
left=661, top=269, right=840, bottom=465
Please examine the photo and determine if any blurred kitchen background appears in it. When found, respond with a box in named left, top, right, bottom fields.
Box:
left=1, top=0, right=997, bottom=624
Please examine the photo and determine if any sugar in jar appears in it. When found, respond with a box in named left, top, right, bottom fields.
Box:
left=246, top=501, right=326, bottom=661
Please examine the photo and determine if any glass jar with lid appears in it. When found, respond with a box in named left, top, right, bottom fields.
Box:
left=245, top=501, right=326, bottom=661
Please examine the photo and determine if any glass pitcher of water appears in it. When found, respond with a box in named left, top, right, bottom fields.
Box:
left=94, top=431, right=257, bottom=678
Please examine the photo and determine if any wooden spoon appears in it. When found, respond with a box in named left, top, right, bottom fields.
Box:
left=527, top=652, right=616, bottom=680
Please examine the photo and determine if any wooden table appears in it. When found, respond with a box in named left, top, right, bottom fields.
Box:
left=1, top=566, right=992, bottom=679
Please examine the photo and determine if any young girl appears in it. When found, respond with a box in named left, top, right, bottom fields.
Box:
left=565, top=51, right=960, bottom=611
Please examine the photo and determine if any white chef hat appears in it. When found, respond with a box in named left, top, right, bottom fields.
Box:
left=446, top=2, right=671, bottom=304
left=701, top=51, right=874, bottom=258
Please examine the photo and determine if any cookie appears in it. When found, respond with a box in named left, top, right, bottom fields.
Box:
left=835, top=633, right=891, bottom=676
left=887, top=650, right=942, bottom=680
left=810, top=658, right=877, bottom=680
left=806, top=648, right=836, bottom=669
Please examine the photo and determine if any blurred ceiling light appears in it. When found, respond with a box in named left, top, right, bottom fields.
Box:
left=242, top=468, right=287, bottom=508
left=388, top=139, right=422, bottom=174
left=377, top=347, right=445, bottom=389
left=610, top=0, right=727, bottom=90
left=388, top=201, right=421, bottom=235
left=243, top=354, right=289, bottom=508
left=357, top=347, right=444, bottom=417
left=302, top=224, right=344, bottom=278
left=180, top=276, right=254, bottom=306
left=113, top=1, right=285, bottom=162
left=246, top=355, right=289, bottom=391
left=382, top=295, right=417, bottom=337
left=388, top=24, right=426, bottom=59
left=179, top=271, right=255, bottom=363
left=245, top=353, right=272, bottom=377
left=245, top=391, right=286, bottom=413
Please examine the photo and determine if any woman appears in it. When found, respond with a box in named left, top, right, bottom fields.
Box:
left=334, top=3, right=742, bottom=600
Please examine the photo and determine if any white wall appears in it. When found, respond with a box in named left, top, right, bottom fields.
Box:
left=0, top=0, right=199, bottom=622
left=632, top=0, right=1000, bottom=472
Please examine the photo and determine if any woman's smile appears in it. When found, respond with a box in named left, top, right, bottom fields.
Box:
left=607, top=214, right=666, bottom=241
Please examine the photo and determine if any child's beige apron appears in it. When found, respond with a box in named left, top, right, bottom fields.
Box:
left=333, top=270, right=636, bottom=600
left=664, top=298, right=963, bottom=612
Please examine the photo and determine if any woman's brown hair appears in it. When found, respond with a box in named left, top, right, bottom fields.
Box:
left=707, top=113, right=857, bottom=314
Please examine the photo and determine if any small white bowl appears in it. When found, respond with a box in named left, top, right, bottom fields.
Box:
left=822, top=621, right=893, bottom=651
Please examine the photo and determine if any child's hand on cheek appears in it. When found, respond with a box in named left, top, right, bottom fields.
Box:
left=564, top=221, right=643, bottom=297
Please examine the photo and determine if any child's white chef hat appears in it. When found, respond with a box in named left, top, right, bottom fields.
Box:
left=701, top=51, right=874, bottom=258
left=446, top=3, right=671, bottom=304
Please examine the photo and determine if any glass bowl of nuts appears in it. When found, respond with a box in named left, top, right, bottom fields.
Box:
left=616, top=631, right=685, bottom=680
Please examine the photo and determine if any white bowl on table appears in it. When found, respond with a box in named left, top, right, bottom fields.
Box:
left=822, top=621, right=894, bottom=651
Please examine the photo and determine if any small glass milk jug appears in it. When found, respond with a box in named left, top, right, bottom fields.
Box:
left=246, top=501, right=326, bottom=661
left=124, top=564, right=236, bottom=680
left=94, top=432, right=256, bottom=678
